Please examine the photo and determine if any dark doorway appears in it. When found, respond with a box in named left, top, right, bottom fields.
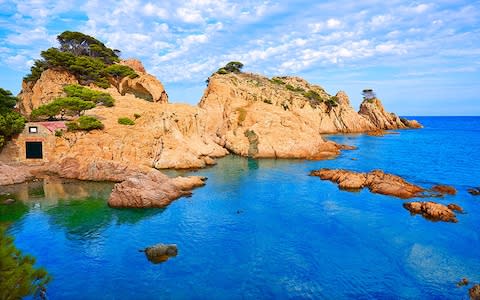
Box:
left=26, top=142, right=43, bottom=159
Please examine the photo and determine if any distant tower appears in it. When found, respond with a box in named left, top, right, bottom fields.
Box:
left=362, top=88, right=376, bottom=100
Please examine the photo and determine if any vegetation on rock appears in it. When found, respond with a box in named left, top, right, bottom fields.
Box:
left=0, top=227, right=51, bottom=299
left=216, top=61, right=244, bottom=74
left=31, top=85, right=114, bottom=121
left=24, top=31, right=137, bottom=89
left=63, top=84, right=114, bottom=107
left=118, top=117, right=135, bottom=125
left=0, top=88, right=25, bottom=148
left=66, top=115, right=104, bottom=131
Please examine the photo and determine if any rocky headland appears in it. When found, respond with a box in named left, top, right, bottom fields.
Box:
left=0, top=31, right=423, bottom=208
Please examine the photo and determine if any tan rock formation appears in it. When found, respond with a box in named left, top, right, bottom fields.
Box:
left=199, top=73, right=372, bottom=159
left=310, top=168, right=424, bottom=198
left=403, top=201, right=458, bottom=223
left=18, top=69, right=78, bottom=115
left=46, top=92, right=228, bottom=169
left=358, top=98, right=407, bottom=130
left=108, top=169, right=206, bottom=208
left=120, top=59, right=146, bottom=73
left=0, top=163, right=34, bottom=185
left=118, top=73, right=168, bottom=103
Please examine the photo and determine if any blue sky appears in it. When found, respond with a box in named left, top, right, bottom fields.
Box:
left=0, top=0, right=479, bottom=115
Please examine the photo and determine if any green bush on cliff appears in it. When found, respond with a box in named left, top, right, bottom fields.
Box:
left=0, top=88, right=26, bottom=148
left=66, top=115, right=104, bottom=131
left=118, top=117, right=135, bottom=125
left=216, top=61, right=244, bottom=74
left=63, top=84, right=114, bottom=107
left=285, top=84, right=305, bottom=93
left=0, top=227, right=52, bottom=299
left=31, top=97, right=96, bottom=120
left=326, top=96, right=339, bottom=110
left=23, top=31, right=137, bottom=88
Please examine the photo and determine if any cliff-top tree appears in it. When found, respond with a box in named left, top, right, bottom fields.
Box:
left=24, top=31, right=136, bottom=89
left=0, top=227, right=52, bottom=299
left=362, top=89, right=376, bottom=100
left=216, top=61, right=244, bottom=74
left=0, top=88, right=25, bottom=148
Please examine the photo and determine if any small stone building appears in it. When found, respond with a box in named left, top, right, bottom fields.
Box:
left=0, top=121, right=66, bottom=163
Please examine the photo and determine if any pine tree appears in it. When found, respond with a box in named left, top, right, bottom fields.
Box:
left=0, top=227, right=51, bottom=300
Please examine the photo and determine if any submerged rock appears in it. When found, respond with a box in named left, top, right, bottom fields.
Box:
left=470, top=284, right=480, bottom=300
left=310, top=168, right=424, bottom=199
left=142, top=244, right=178, bottom=264
left=432, top=185, right=457, bottom=195
left=403, top=201, right=458, bottom=223
left=468, top=188, right=480, bottom=196
left=457, top=278, right=469, bottom=287
left=2, top=198, right=15, bottom=205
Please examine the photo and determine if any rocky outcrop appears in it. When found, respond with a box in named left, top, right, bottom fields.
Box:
left=108, top=169, right=206, bottom=208
left=120, top=59, right=146, bottom=73
left=17, top=69, right=78, bottom=115
left=470, top=284, right=480, bottom=300
left=47, top=157, right=151, bottom=182
left=358, top=98, right=422, bottom=130
left=310, top=168, right=424, bottom=199
left=199, top=73, right=373, bottom=159
left=403, top=201, right=460, bottom=222
left=431, top=185, right=457, bottom=195
left=0, top=163, right=34, bottom=185
left=118, top=73, right=168, bottom=103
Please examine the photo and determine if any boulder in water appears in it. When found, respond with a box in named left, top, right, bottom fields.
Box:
left=142, top=244, right=178, bottom=264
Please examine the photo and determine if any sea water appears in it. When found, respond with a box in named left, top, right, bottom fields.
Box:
left=2, top=117, right=480, bottom=299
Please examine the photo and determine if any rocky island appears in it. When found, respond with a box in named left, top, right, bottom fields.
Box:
left=0, top=31, right=422, bottom=208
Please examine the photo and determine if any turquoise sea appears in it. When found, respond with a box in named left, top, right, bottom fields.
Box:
left=1, top=116, right=480, bottom=299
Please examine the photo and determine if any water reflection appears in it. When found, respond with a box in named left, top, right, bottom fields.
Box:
left=2, top=178, right=165, bottom=240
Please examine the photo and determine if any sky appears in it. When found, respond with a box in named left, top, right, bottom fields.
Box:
left=0, top=0, right=479, bottom=116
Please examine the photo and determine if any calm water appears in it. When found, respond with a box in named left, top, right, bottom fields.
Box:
left=2, top=116, right=480, bottom=299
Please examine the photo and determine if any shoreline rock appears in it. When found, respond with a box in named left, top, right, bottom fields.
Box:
left=468, top=187, right=480, bottom=196
left=0, top=163, right=35, bottom=186
left=107, top=169, right=206, bottom=208
left=310, top=168, right=424, bottom=199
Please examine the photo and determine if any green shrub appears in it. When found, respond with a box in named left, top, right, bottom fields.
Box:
left=133, top=113, right=141, bottom=119
left=263, top=99, right=272, bottom=104
left=303, top=90, right=323, bottom=107
left=54, top=130, right=63, bottom=137
left=270, top=77, right=285, bottom=85
left=67, top=116, right=104, bottom=131
left=0, top=88, right=26, bottom=147
left=31, top=97, right=95, bottom=120
left=216, top=61, right=244, bottom=74
left=326, top=96, right=339, bottom=110
left=63, top=84, right=114, bottom=107
left=216, top=68, right=228, bottom=75
left=285, top=84, right=305, bottom=92
left=104, top=64, right=138, bottom=79
left=118, top=117, right=135, bottom=125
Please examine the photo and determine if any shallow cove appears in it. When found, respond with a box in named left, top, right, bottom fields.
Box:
left=2, top=116, right=480, bottom=299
